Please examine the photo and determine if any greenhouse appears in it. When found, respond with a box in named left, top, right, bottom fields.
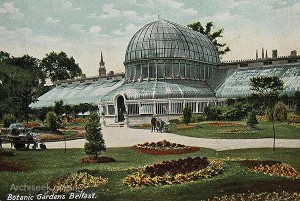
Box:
left=30, top=18, right=300, bottom=125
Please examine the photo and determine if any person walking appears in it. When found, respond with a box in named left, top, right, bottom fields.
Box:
left=151, top=115, right=156, bottom=132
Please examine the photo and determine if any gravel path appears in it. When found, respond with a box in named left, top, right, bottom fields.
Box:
left=2, top=127, right=300, bottom=151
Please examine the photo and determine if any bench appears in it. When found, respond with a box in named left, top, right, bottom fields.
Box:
left=8, top=135, right=38, bottom=150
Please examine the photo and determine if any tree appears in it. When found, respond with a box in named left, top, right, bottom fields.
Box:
left=0, top=54, right=46, bottom=122
left=250, top=76, right=284, bottom=151
left=188, top=21, right=230, bottom=56
left=84, top=112, right=106, bottom=159
left=46, top=111, right=59, bottom=132
left=41, top=51, right=82, bottom=82
left=273, top=101, right=287, bottom=121
left=246, top=111, right=258, bottom=128
left=294, top=91, right=300, bottom=115
left=183, top=106, right=192, bottom=124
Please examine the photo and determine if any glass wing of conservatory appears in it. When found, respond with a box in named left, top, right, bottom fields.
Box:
left=101, top=80, right=215, bottom=102
left=215, top=64, right=300, bottom=98
left=30, top=79, right=124, bottom=108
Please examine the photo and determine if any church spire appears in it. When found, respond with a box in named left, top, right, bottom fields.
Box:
left=99, top=52, right=106, bottom=77
left=100, top=51, right=104, bottom=63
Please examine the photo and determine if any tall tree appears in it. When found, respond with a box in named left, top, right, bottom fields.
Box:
left=188, top=21, right=230, bottom=56
left=0, top=54, right=45, bottom=122
left=84, top=112, right=106, bottom=159
left=250, top=76, right=284, bottom=151
left=41, top=51, right=82, bottom=82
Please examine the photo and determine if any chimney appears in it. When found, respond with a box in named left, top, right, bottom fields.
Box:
left=265, top=50, right=268, bottom=58
left=256, top=49, right=258, bottom=60
left=262, top=48, right=264, bottom=59
left=290, top=50, right=297, bottom=57
left=272, top=49, right=277, bottom=59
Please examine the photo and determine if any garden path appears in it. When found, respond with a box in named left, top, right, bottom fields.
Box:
left=4, top=126, right=297, bottom=151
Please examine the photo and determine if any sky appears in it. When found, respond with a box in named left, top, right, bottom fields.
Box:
left=0, top=0, right=300, bottom=77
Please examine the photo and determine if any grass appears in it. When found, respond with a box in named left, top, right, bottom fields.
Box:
left=0, top=147, right=299, bottom=201
left=168, top=121, right=300, bottom=139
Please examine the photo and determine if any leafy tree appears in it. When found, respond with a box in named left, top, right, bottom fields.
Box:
left=84, top=112, right=106, bottom=159
left=54, top=100, right=64, bottom=117
left=250, top=76, right=284, bottom=151
left=294, top=91, right=300, bottom=115
left=41, top=51, right=82, bottom=82
left=3, top=113, right=16, bottom=128
left=0, top=54, right=46, bottom=122
left=188, top=21, right=230, bottom=56
left=250, top=76, right=284, bottom=107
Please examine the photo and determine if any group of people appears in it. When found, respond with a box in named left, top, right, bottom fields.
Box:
left=151, top=115, right=166, bottom=133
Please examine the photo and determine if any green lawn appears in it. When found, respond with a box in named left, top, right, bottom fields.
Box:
left=0, top=147, right=299, bottom=201
left=168, top=121, right=300, bottom=139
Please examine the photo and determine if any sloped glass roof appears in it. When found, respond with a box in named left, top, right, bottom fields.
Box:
left=125, top=19, right=220, bottom=64
left=101, top=80, right=215, bottom=102
left=215, top=64, right=300, bottom=98
left=30, top=79, right=124, bottom=108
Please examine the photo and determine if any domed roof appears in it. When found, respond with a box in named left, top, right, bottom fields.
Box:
left=125, top=19, right=220, bottom=64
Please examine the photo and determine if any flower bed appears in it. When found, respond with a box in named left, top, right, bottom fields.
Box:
left=240, top=160, right=300, bottom=179
left=68, top=118, right=87, bottom=123
left=23, top=122, right=41, bottom=127
left=75, top=130, right=86, bottom=138
left=207, top=122, right=243, bottom=127
left=288, top=115, right=300, bottom=123
left=176, top=124, right=197, bottom=129
left=288, top=122, right=300, bottom=128
left=220, top=129, right=254, bottom=134
left=49, top=171, right=108, bottom=193
left=80, top=156, right=116, bottom=163
left=256, top=115, right=267, bottom=122
left=37, top=134, right=65, bottom=141
left=132, top=140, right=200, bottom=155
left=0, top=156, right=28, bottom=172
left=210, top=191, right=300, bottom=201
left=123, top=157, right=225, bottom=188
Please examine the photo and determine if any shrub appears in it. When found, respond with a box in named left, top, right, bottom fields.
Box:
left=183, top=107, right=192, bottom=124
left=204, top=105, right=223, bottom=120
left=191, top=114, right=206, bottom=123
left=3, top=113, right=15, bottom=128
left=246, top=111, right=258, bottom=128
left=169, top=119, right=179, bottom=124
left=46, top=111, right=59, bottom=131
left=273, top=101, right=287, bottom=121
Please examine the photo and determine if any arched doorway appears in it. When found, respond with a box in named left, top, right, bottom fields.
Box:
left=117, top=95, right=125, bottom=122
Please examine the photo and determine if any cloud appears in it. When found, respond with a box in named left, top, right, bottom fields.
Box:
left=0, top=2, right=24, bottom=19
left=98, top=4, right=122, bottom=19
left=113, top=23, right=139, bottom=36
left=89, top=26, right=102, bottom=34
left=139, top=0, right=197, bottom=16
left=53, top=0, right=81, bottom=12
left=69, top=24, right=87, bottom=35
left=45, top=17, right=61, bottom=25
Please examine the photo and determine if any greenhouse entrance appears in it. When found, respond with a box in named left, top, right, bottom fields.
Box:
left=117, top=95, right=125, bottom=122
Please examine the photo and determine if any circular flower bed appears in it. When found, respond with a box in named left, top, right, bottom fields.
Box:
left=210, top=191, right=300, bottom=201
left=240, top=160, right=300, bottom=179
left=132, top=140, right=200, bottom=155
left=80, top=156, right=116, bottom=163
left=48, top=171, right=108, bottom=193
left=123, top=157, right=225, bottom=188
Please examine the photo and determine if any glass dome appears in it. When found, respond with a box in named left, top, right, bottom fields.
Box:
left=124, top=19, right=220, bottom=81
